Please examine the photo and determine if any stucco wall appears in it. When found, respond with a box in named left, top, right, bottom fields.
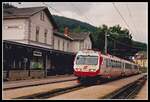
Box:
left=3, top=19, right=27, bottom=40
left=70, top=35, right=92, bottom=53
left=54, top=35, right=70, bottom=52
left=29, top=11, right=53, bottom=48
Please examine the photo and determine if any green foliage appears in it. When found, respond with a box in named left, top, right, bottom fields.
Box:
left=52, top=15, right=147, bottom=59
left=32, top=62, right=43, bottom=69
left=52, top=15, right=97, bottom=33
left=132, top=41, right=147, bottom=51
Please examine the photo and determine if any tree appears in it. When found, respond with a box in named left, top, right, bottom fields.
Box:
left=91, top=24, right=137, bottom=59
left=73, top=25, right=81, bottom=33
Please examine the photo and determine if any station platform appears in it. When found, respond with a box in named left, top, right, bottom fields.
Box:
left=3, top=74, right=77, bottom=90
left=135, top=80, right=148, bottom=100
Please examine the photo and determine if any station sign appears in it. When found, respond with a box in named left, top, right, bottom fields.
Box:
left=33, top=51, right=42, bottom=56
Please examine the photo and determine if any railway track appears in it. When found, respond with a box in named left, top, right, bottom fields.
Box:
left=4, top=78, right=77, bottom=91
left=13, top=84, right=85, bottom=99
left=13, top=76, right=125, bottom=99
left=103, top=75, right=147, bottom=99
left=4, top=74, right=145, bottom=99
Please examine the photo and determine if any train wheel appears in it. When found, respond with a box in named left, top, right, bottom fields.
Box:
left=76, top=79, right=80, bottom=83
left=107, top=75, right=111, bottom=79
left=121, top=73, right=125, bottom=77
left=96, top=80, right=101, bottom=84
left=76, top=77, right=81, bottom=83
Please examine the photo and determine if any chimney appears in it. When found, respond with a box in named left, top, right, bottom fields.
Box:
left=64, top=27, right=69, bottom=36
left=53, top=28, right=58, bottom=32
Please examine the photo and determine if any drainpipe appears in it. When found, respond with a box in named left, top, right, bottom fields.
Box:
left=28, top=17, right=31, bottom=44
left=28, top=17, right=31, bottom=77
left=45, top=53, right=47, bottom=77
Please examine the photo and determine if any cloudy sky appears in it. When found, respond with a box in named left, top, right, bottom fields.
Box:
left=7, top=2, right=148, bottom=43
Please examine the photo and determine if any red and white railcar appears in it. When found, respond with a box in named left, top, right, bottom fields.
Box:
left=73, top=49, right=139, bottom=83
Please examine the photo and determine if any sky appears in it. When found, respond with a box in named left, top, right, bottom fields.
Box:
left=6, top=2, right=148, bottom=44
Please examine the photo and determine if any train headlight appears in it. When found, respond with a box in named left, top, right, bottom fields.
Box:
left=75, top=68, right=81, bottom=71
left=89, top=69, right=96, bottom=72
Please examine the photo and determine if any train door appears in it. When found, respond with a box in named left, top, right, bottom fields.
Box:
left=121, top=62, right=125, bottom=76
left=100, top=57, right=105, bottom=75
left=105, top=58, right=111, bottom=78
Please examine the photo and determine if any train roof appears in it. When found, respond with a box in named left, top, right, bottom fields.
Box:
left=78, top=50, right=135, bottom=64
left=77, top=49, right=99, bottom=55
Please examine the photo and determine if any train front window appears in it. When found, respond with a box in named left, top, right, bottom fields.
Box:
left=76, top=55, right=98, bottom=65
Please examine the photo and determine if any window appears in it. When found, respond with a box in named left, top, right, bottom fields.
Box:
left=67, top=42, right=69, bottom=51
left=44, top=29, right=48, bottom=43
left=76, top=55, right=98, bottom=65
left=106, top=59, right=111, bottom=67
left=36, top=26, right=40, bottom=42
left=125, top=63, right=132, bottom=69
left=40, top=11, right=44, bottom=21
left=112, top=60, right=115, bottom=68
left=58, top=39, right=60, bottom=50
left=63, top=40, right=65, bottom=51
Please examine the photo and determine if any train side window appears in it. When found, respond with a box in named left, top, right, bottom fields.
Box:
left=106, top=59, right=107, bottom=67
left=113, top=61, right=114, bottom=68
left=120, top=62, right=121, bottom=68
left=109, top=59, right=112, bottom=67
left=110, top=60, right=112, bottom=67
left=108, top=59, right=110, bottom=67
left=106, top=59, right=109, bottom=67
left=116, top=61, right=118, bottom=68
left=111, top=60, right=113, bottom=67
left=113, top=60, right=115, bottom=68
left=119, top=62, right=121, bottom=68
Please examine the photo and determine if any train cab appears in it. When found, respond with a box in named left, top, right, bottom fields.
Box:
left=73, top=50, right=101, bottom=77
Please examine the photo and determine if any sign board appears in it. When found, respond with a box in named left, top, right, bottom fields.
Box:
left=5, top=25, right=22, bottom=29
left=33, top=51, right=42, bottom=56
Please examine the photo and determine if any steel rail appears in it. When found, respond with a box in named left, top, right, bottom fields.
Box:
left=103, top=75, right=147, bottom=99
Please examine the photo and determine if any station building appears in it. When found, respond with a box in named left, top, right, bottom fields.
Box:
left=133, top=51, right=148, bottom=72
left=3, top=6, right=92, bottom=80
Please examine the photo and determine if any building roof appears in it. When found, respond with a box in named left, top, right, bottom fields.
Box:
left=3, top=40, right=75, bottom=55
left=3, top=6, right=58, bottom=29
left=53, top=31, right=73, bottom=41
left=134, top=51, right=147, bottom=59
left=54, top=31, right=90, bottom=41
left=67, top=32, right=90, bottom=41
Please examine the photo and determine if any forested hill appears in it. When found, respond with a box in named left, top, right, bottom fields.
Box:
left=52, top=15, right=97, bottom=33
left=52, top=15, right=147, bottom=58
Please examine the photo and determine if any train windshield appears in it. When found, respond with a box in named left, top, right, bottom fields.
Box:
left=76, top=55, right=98, bottom=65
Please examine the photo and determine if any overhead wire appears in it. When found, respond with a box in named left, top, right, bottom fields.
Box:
left=70, top=3, right=95, bottom=25
left=126, top=4, right=139, bottom=37
left=107, top=34, right=145, bottom=50
left=42, top=2, right=65, bottom=17
left=112, top=3, right=134, bottom=35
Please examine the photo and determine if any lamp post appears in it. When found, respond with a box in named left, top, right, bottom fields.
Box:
left=104, top=31, right=109, bottom=54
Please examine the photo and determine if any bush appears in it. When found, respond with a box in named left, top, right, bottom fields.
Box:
left=32, top=62, right=43, bottom=69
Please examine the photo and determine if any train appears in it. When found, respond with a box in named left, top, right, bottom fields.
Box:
left=73, top=49, right=140, bottom=83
